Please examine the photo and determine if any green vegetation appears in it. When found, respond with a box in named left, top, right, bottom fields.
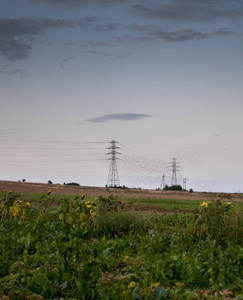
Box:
left=0, top=191, right=243, bottom=299
left=123, top=197, right=201, bottom=212
left=65, top=182, right=80, bottom=186
left=163, top=185, right=183, bottom=191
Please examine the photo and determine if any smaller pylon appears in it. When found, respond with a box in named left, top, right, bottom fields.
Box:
left=183, top=178, right=187, bottom=190
left=160, top=174, right=165, bottom=190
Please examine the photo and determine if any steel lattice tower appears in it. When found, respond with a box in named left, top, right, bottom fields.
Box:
left=183, top=178, right=187, bottom=190
left=167, top=157, right=180, bottom=186
left=160, top=173, right=165, bottom=190
left=107, top=140, right=120, bottom=187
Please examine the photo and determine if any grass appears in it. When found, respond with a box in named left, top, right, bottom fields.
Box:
left=19, top=192, right=94, bottom=205
left=123, top=197, right=201, bottom=211
left=19, top=192, right=243, bottom=214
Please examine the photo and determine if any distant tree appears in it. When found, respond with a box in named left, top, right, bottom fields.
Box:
left=189, top=188, right=194, bottom=193
left=22, top=179, right=26, bottom=183
left=66, top=182, right=80, bottom=186
left=163, top=185, right=182, bottom=191
left=48, top=180, right=53, bottom=185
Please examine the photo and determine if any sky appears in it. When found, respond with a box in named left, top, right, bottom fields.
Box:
left=1, top=0, right=243, bottom=193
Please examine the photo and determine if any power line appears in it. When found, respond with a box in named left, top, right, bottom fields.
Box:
left=11, top=140, right=110, bottom=144
left=0, top=159, right=107, bottom=163
left=0, top=154, right=105, bottom=157
left=0, top=147, right=106, bottom=150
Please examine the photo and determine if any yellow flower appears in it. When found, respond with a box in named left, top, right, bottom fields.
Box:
left=16, top=200, right=22, bottom=204
left=226, top=202, right=232, bottom=205
left=9, top=206, right=19, bottom=217
left=86, top=204, right=92, bottom=208
left=200, top=201, right=209, bottom=208
left=26, top=202, right=31, bottom=206
left=47, top=190, right=51, bottom=195
left=128, top=281, right=136, bottom=289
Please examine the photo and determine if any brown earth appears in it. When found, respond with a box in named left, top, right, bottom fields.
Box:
left=1, top=180, right=242, bottom=202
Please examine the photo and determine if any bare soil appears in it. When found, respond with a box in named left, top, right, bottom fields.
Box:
left=1, top=180, right=242, bottom=202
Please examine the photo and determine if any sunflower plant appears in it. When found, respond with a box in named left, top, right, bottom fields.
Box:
left=0, top=191, right=31, bottom=220
left=193, top=194, right=234, bottom=243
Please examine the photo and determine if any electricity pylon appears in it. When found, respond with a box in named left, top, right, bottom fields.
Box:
left=167, top=158, right=180, bottom=186
left=107, top=140, right=120, bottom=187
left=183, top=178, right=187, bottom=190
left=160, top=173, right=165, bottom=190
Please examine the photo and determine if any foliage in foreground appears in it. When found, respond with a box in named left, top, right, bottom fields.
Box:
left=0, top=191, right=243, bottom=299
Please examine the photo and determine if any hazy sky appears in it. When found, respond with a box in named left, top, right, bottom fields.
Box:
left=1, top=0, right=243, bottom=192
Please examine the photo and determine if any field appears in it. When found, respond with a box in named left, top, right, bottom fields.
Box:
left=1, top=180, right=243, bottom=214
left=0, top=181, right=243, bottom=299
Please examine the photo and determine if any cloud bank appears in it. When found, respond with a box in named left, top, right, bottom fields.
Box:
left=1, top=0, right=240, bottom=62
left=0, top=17, right=113, bottom=61
left=87, top=113, right=151, bottom=123
left=29, top=0, right=132, bottom=7
left=131, top=1, right=243, bottom=22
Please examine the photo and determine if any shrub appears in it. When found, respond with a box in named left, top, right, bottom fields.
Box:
left=65, top=182, right=80, bottom=186
left=163, top=185, right=183, bottom=191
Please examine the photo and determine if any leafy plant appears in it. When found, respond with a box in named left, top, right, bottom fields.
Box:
left=193, top=194, right=242, bottom=245
left=0, top=191, right=31, bottom=220
left=0, top=191, right=243, bottom=299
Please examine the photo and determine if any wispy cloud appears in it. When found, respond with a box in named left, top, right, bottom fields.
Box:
left=0, top=64, right=29, bottom=76
left=79, top=27, right=233, bottom=50
left=59, top=57, right=75, bottom=69
left=82, top=50, right=132, bottom=61
left=94, top=23, right=120, bottom=32
left=87, top=113, right=151, bottom=123
left=131, top=1, right=243, bottom=22
left=135, top=27, right=234, bottom=43
left=29, top=0, right=133, bottom=7
left=0, top=131, right=16, bottom=136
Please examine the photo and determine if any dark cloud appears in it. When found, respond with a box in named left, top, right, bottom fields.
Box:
left=94, top=23, right=120, bottom=32
left=136, top=27, right=234, bottom=42
left=87, top=113, right=151, bottom=123
left=0, top=38, right=31, bottom=60
left=0, top=17, right=95, bottom=60
left=81, top=27, right=233, bottom=49
left=131, top=1, right=243, bottom=22
left=83, top=50, right=132, bottom=61
left=29, top=0, right=132, bottom=7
